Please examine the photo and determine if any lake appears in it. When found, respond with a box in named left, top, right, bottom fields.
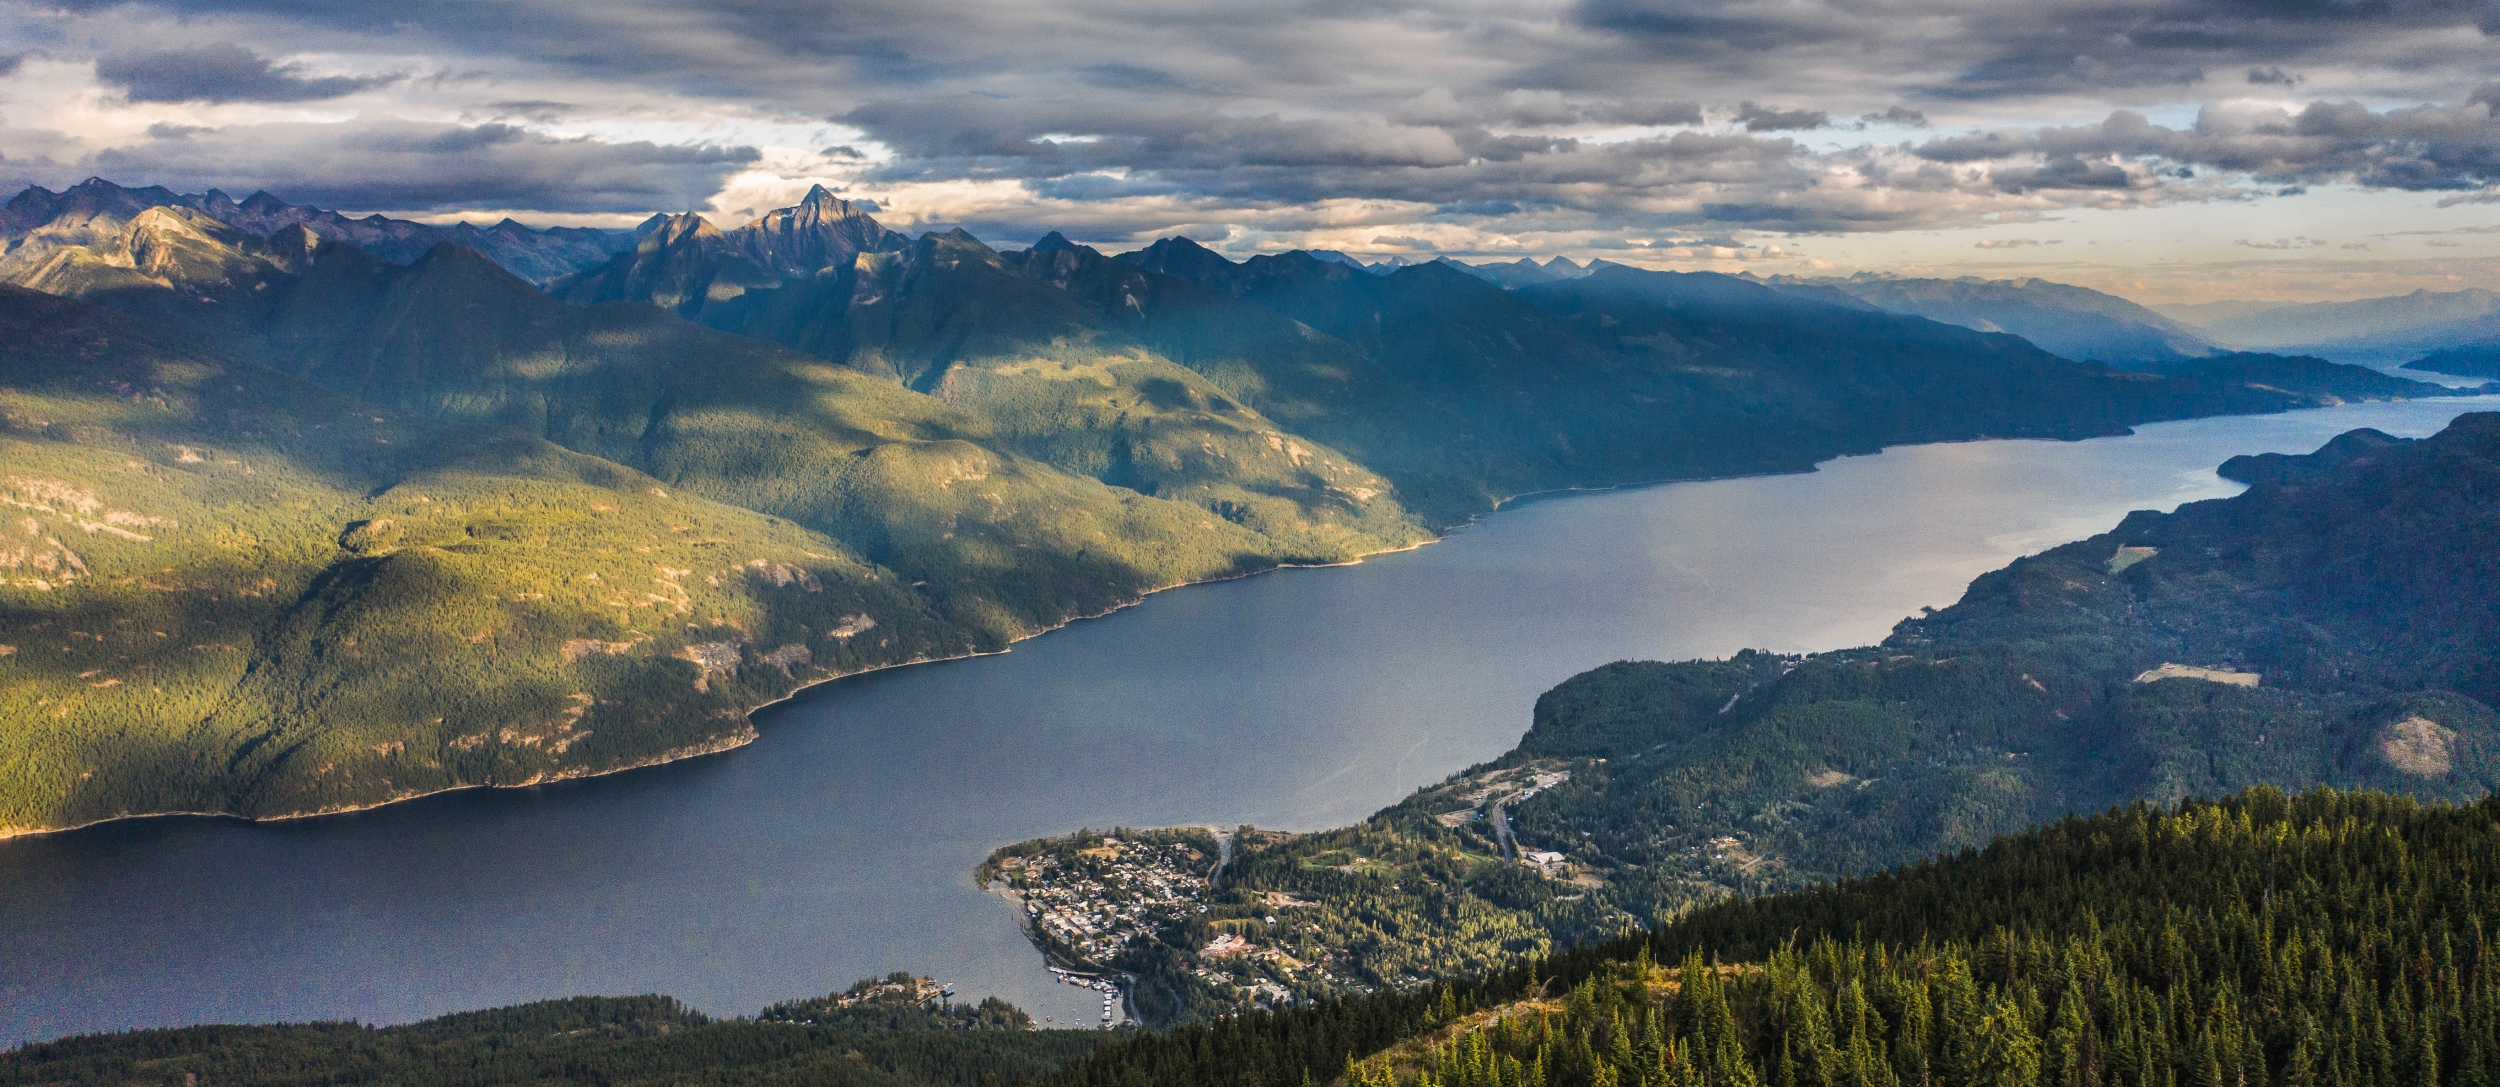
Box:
left=0, top=400, right=2482, bottom=1044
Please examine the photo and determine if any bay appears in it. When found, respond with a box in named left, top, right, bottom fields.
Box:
left=0, top=400, right=2481, bottom=1044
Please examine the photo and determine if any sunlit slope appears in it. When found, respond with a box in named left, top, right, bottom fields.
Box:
left=561, top=225, right=1427, bottom=555
left=0, top=286, right=989, bottom=834
left=159, top=240, right=1424, bottom=630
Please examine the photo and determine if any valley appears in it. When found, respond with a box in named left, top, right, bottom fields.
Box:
left=3, top=177, right=2497, bottom=1073
left=0, top=398, right=2474, bottom=1046
left=1, top=179, right=2478, bottom=841
left=7, top=1, right=2499, bottom=1083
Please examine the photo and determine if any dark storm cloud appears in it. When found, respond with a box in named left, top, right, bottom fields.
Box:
left=82, top=117, right=758, bottom=212
left=95, top=42, right=393, bottom=103
left=20, top=0, right=2500, bottom=235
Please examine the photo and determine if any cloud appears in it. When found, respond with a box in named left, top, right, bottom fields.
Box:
left=1912, top=94, right=2500, bottom=193
left=15, top=0, right=2500, bottom=248
left=95, top=43, right=393, bottom=103
left=1975, top=237, right=2058, bottom=248
left=1735, top=103, right=1828, bottom=132
left=1861, top=106, right=1928, bottom=127
left=77, top=116, right=757, bottom=213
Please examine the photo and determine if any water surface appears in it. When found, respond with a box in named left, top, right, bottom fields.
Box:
left=0, top=401, right=2480, bottom=1043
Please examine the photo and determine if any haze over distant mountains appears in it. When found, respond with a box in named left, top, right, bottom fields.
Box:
left=0, top=176, right=2479, bottom=837
left=2157, top=289, right=2500, bottom=366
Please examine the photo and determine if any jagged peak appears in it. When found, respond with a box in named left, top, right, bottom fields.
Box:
left=1030, top=230, right=1077, bottom=253
left=649, top=211, right=718, bottom=244
left=772, top=184, right=875, bottom=224
left=241, top=191, right=288, bottom=212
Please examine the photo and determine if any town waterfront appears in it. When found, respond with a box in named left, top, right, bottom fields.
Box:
left=0, top=400, right=2481, bottom=1044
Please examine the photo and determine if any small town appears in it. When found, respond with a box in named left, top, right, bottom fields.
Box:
left=985, top=828, right=1352, bottom=1019
left=986, top=830, right=1217, bottom=968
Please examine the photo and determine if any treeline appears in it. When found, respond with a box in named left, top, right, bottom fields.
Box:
left=1042, top=788, right=2500, bottom=1087
left=0, top=991, right=1099, bottom=1087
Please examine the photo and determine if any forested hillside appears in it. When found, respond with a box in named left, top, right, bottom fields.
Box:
left=1049, top=788, right=2500, bottom=1087
left=1020, top=413, right=2500, bottom=1019
left=0, top=286, right=981, bottom=834
left=0, top=976, right=1100, bottom=1087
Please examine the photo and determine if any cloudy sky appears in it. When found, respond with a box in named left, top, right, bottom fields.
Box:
left=3, top=0, right=2497, bottom=301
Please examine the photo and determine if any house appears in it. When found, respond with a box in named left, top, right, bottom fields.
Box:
left=1203, top=932, right=1253, bottom=957
left=1520, top=850, right=1566, bottom=866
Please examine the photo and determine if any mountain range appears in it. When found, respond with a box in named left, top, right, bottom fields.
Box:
left=2, top=178, right=632, bottom=286
left=2157, top=288, right=2500, bottom=365
left=0, top=177, right=2478, bottom=835
left=1761, top=273, right=2220, bottom=364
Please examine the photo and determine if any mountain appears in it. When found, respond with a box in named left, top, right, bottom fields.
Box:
left=0, top=285, right=974, bottom=834
left=2406, top=343, right=2500, bottom=377
left=2162, top=288, right=2500, bottom=364
left=1013, top=411, right=2500, bottom=1016
left=1115, top=240, right=2401, bottom=520
left=0, top=238, right=1426, bottom=834
left=2, top=177, right=631, bottom=285
left=550, top=225, right=1426, bottom=557
left=1442, top=255, right=1588, bottom=289
left=551, top=185, right=907, bottom=315
left=1766, top=274, right=2218, bottom=364
left=3, top=178, right=2480, bottom=834
left=2128, top=351, right=2485, bottom=400
left=2152, top=298, right=2297, bottom=325
left=1118, top=235, right=1242, bottom=282
left=558, top=192, right=2468, bottom=525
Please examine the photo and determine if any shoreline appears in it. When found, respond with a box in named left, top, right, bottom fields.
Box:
left=0, top=540, right=1442, bottom=845
left=6, top=395, right=2472, bottom=844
